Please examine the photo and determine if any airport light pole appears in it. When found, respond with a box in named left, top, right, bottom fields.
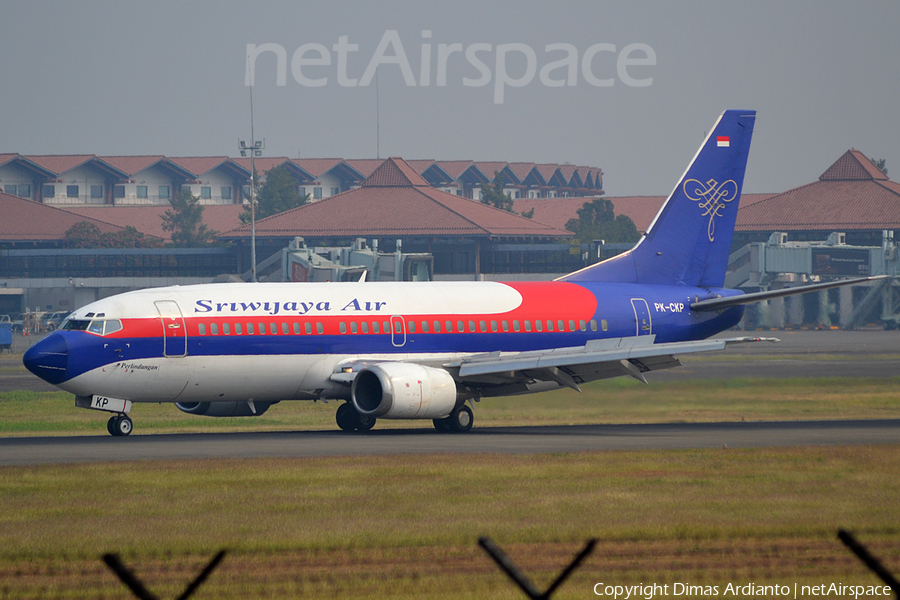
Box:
left=239, top=87, right=264, bottom=282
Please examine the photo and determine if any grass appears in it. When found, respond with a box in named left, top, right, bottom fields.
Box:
left=2, top=362, right=899, bottom=598
left=1, top=447, right=898, bottom=598
left=2, top=375, right=899, bottom=436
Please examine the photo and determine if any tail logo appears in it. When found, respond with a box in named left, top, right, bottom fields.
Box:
left=684, top=178, right=738, bottom=241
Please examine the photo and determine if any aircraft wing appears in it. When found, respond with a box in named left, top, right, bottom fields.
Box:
left=442, top=335, right=777, bottom=393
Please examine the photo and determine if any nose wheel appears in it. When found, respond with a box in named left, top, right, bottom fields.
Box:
left=107, top=414, right=133, bottom=437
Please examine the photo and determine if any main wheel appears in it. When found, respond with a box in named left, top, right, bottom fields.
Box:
left=356, top=414, right=377, bottom=432
left=433, top=418, right=451, bottom=432
left=335, top=402, right=358, bottom=431
left=448, top=404, right=473, bottom=433
left=110, top=414, right=133, bottom=437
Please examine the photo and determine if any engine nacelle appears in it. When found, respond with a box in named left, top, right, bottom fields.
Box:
left=352, top=363, right=457, bottom=419
left=175, top=401, right=272, bottom=417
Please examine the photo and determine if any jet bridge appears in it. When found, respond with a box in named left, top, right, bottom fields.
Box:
left=281, top=237, right=433, bottom=283
left=726, top=231, right=899, bottom=329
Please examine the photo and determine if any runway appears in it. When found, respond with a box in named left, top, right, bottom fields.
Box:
left=1, top=419, right=898, bottom=466
left=2, top=329, right=899, bottom=466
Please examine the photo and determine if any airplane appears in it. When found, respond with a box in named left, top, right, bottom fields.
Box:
left=23, top=110, right=877, bottom=436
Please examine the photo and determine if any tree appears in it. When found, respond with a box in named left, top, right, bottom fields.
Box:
left=564, top=198, right=640, bottom=246
left=161, top=187, right=218, bottom=247
left=240, top=165, right=309, bottom=223
left=64, top=221, right=163, bottom=249
left=870, top=158, right=888, bottom=176
left=478, top=172, right=514, bottom=213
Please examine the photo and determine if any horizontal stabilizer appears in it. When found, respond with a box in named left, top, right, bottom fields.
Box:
left=691, top=276, right=889, bottom=312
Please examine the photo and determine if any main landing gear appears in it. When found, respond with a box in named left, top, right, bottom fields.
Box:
left=335, top=402, right=376, bottom=432
left=433, top=404, right=473, bottom=433
left=106, top=413, right=133, bottom=437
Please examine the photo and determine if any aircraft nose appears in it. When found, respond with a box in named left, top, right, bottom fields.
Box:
left=23, top=332, right=69, bottom=385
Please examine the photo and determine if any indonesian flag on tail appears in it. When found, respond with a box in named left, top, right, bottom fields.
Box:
left=717, top=136, right=730, bottom=147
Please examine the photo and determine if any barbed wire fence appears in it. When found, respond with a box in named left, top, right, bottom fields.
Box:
left=97, top=531, right=894, bottom=600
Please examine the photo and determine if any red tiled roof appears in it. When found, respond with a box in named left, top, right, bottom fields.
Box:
left=0, top=192, right=137, bottom=241
left=534, top=164, right=559, bottom=184
left=221, top=158, right=571, bottom=240
left=736, top=149, right=900, bottom=232
left=819, top=149, right=888, bottom=181
left=292, top=158, right=346, bottom=178
left=362, top=157, right=430, bottom=187
left=100, top=155, right=167, bottom=176
left=168, top=156, right=235, bottom=177
left=345, top=159, right=387, bottom=178
left=434, top=160, right=475, bottom=179
left=474, top=162, right=508, bottom=181
left=24, top=155, right=98, bottom=174
left=507, top=162, right=535, bottom=182
left=234, top=157, right=294, bottom=173
left=61, top=205, right=246, bottom=242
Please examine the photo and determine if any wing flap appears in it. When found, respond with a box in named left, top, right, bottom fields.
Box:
left=453, top=335, right=731, bottom=378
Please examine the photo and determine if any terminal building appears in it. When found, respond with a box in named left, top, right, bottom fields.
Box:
left=1, top=148, right=898, bottom=329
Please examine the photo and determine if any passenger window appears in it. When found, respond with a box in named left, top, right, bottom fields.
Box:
left=568, top=320, right=576, bottom=332
left=558, top=320, right=565, bottom=331
left=243, top=323, right=251, bottom=335
left=271, top=323, right=278, bottom=335
left=340, top=322, right=347, bottom=334
left=259, top=322, right=265, bottom=334
left=361, top=322, right=369, bottom=334
left=372, top=321, right=380, bottom=334
left=513, top=320, right=520, bottom=332
left=394, top=321, right=402, bottom=334
left=524, top=320, right=532, bottom=332
left=223, top=323, right=231, bottom=335
left=502, top=320, right=509, bottom=332
left=479, top=320, right=487, bottom=332
left=199, top=323, right=207, bottom=336
left=408, top=321, right=416, bottom=333
left=421, top=321, right=429, bottom=333
left=305, top=322, right=313, bottom=334
left=467, top=320, right=475, bottom=332
left=590, top=319, right=598, bottom=332
left=535, top=320, right=543, bottom=332
left=491, top=320, right=498, bottom=332
left=293, top=322, right=301, bottom=334
left=316, top=322, right=323, bottom=334
left=434, top=321, right=441, bottom=333
left=579, top=320, right=587, bottom=332
left=384, top=321, right=390, bottom=333
left=601, top=319, right=608, bottom=331
left=350, top=322, right=358, bottom=334
left=211, top=323, right=219, bottom=335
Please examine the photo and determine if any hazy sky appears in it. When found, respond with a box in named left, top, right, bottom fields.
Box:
left=2, top=1, right=897, bottom=196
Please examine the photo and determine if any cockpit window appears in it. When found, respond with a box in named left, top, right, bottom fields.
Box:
left=104, top=320, right=123, bottom=335
left=63, top=319, right=91, bottom=331
left=65, top=319, right=123, bottom=336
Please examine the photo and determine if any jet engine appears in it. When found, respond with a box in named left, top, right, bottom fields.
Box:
left=175, top=401, right=273, bottom=417
left=352, top=363, right=457, bottom=419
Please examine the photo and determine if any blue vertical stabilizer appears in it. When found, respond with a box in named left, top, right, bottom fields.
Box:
left=560, top=110, right=756, bottom=288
